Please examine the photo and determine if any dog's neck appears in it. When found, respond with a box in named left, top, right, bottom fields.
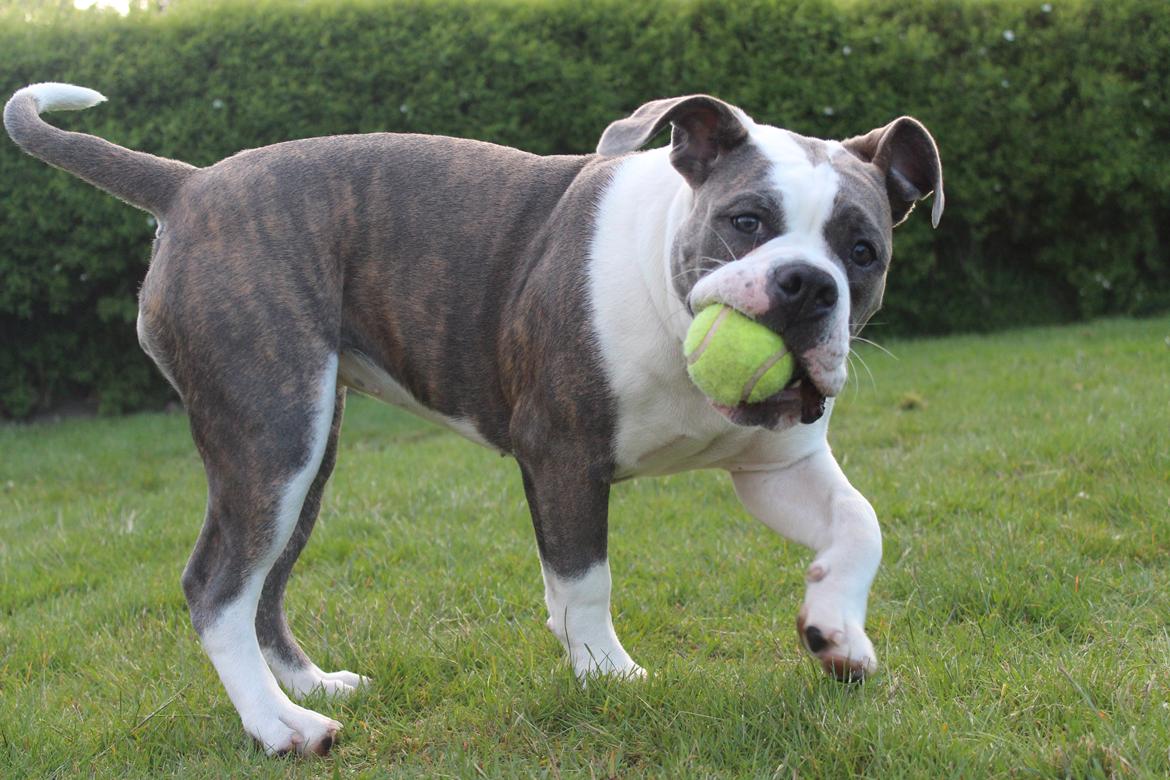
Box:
left=592, top=145, right=696, bottom=346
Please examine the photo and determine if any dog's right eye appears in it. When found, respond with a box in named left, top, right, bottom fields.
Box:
left=851, top=241, right=878, bottom=268
left=730, top=214, right=761, bottom=234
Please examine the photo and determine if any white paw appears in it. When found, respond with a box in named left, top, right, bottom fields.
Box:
left=286, top=668, right=371, bottom=699
left=265, top=654, right=371, bottom=699
left=796, top=606, right=877, bottom=682
left=541, top=561, right=645, bottom=683
left=242, top=701, right=341, bottom=756
left=548, top=621, right=646, bottom=681
left=319, top=669, right=371, bottom=690
left=572, top=651, right=647, bottom=682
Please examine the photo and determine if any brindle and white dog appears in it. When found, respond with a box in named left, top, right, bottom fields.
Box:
left=5, top=83, right=942, bottom=756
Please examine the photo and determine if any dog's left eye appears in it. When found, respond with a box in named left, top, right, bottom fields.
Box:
left=731, top=214, right=761, bottom=234
left=851, top=241, right=878, bottom=268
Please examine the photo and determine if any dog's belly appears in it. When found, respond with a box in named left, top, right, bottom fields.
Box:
left=337, top=349, right=499, bottom=450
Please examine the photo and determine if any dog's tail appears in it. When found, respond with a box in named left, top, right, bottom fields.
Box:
left=4, top=83, right=195, bottom=216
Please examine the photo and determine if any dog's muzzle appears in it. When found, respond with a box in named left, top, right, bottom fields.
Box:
left=688, top=259, right=848, bottom=429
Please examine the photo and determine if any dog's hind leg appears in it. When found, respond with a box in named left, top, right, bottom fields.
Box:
left=255, top=386, right=370, bottom=698
left=181, top=353, right=344, bottom=756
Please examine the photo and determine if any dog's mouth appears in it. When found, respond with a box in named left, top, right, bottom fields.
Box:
left=711, top=363, right=829, bottom=430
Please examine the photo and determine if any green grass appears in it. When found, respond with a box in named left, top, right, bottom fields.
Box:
left=1, top=316, right=1168, bottom=778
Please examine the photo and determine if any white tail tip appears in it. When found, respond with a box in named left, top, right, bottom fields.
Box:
left=15, top=82, right=106, bottom=113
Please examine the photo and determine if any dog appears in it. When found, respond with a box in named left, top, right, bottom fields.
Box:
left=5, top=83, right=942, bottom=756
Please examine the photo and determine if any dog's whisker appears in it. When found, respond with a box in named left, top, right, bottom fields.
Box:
left=847, top=355, right=865, bottom=402
left=706, top=226, right=738, bottom=262
left=670, top=260, right=724, bottom=289
left=852, top=335, right=898, bottom=361
left=849, top=347, right=878, bottom=392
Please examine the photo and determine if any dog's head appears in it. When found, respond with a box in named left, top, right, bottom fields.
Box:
left=598, top=96, right=944, bottom=429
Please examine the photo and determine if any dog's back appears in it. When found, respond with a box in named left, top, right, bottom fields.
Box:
left=5, top=84, right=615, bottom=449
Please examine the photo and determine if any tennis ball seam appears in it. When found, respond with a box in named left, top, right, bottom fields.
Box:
left=739, top=345, right=791, bottom=404
left=685, top=305, right=732, bottom=365
left=684, top=303, right=795, bottom=406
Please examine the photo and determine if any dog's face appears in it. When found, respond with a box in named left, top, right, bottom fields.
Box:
left=598, top=97, right=943, bottom=429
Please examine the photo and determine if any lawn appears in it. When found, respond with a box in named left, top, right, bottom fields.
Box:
left=1, top=316, right=1168, bottom=778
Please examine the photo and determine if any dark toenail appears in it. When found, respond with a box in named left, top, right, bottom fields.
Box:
left=823, top=656, right=867, bottom=684
left=804, top=625, right=829, bottom=653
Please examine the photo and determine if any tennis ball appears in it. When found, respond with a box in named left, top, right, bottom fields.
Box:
left=684, top=304, right=794, bottom=406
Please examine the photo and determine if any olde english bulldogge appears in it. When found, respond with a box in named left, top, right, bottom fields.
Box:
left=5, top=82, right=942, bottom=756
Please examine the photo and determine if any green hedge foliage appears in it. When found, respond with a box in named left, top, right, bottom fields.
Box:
left=2, top=0, right=1168, bottom=417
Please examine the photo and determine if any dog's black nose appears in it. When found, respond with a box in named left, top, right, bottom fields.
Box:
left=759, top=263, right=838, bottom=336
left=771, top=264, right=837, bottom=318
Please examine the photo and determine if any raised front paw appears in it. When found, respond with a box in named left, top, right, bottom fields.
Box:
left=796, top=608, right=877, bottom=683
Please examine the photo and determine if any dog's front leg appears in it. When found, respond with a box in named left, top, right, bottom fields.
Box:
left=517, top=458, right=645, bottom=681
left=732, top=447, right=882, bottom=680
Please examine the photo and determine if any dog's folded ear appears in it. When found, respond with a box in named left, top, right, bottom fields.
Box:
left=843, top=117, right=945, bottom=228
left=597, top=95, right=749, bottom=186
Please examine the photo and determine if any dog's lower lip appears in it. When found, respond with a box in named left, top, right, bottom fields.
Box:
left=799, top=379, right=827, bottom=424
left=710, top=377, right=828, bottom=427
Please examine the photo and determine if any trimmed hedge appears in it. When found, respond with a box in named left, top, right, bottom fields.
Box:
left=1, top=0, right=1168, bottom=416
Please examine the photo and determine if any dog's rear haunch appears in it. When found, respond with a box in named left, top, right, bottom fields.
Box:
left=6, top=83, right=941, bottom=756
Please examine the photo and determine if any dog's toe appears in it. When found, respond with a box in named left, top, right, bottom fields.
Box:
left=796, top=611, right=876, bottom=683
left=310, top=732, right=334, bottom=757
left=802, top=625, right=830, bottom=654
left=281, top=709, right=341, bottom=757
left=571, top=653, right=647, bottom=682
left=818, top=653, right=870, bottom=683
left=320, top=670, right=370, bottom=690
left=280, top=667, right=370, bottom=700
left=246, top=704, right=341, bottom=757
left=317, top=678, right=357, bottom=698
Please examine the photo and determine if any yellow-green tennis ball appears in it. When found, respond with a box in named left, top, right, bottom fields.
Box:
left=684, top=304, right=794, bottom=406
